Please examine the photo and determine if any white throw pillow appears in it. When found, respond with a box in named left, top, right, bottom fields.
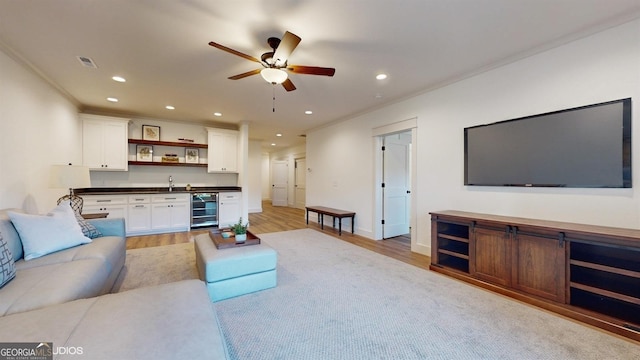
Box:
left=8, top=203, right=92, bottom=260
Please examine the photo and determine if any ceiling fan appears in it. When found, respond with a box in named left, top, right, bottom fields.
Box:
left=208, top=31, right=335, bottom=92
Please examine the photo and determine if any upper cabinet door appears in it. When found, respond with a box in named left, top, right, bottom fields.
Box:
left=81, top=114, right=129, bottom=171
left=82, top=119, right=105, bottom=169
left=207, top=128, right=238, bottom=173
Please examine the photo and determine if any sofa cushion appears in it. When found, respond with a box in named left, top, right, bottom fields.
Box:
left=8, top=203, right=91, bottom=260
left=0, top=280, right=230, bottom=360
left=15, top=236, right=124, bottom=272
left=0, top=234, right=16, bottom=288
left=0, top=258, right=110, bottom=316
left=0, top=209, right=23, bottom=262
left=12, top=234, right=127, bottom=300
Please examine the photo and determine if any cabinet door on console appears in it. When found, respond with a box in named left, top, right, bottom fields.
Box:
left=471, top=226, right=512, bottom=287
left=511, top=231, right=566, bottom=302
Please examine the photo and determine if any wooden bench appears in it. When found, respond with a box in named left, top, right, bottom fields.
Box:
left=305, top=206, right=356, bottom=235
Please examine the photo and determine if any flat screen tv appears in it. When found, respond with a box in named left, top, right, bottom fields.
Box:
left=464, top=98, right=631, bottom=188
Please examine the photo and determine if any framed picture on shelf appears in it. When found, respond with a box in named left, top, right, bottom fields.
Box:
left=142, top=125, right=161, bottom=141
left=136, top=145, right=153, bottom=162
left=185, top=148, right=199, bottom=164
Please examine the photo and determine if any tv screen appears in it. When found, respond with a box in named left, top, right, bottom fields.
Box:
left=464, top=98, right=631, bottom=188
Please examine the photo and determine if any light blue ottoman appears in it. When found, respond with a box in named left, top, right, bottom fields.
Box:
left=194, top=233, right=277, bottom=302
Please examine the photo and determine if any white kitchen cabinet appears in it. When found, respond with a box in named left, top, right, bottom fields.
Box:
left=150, top=194, right=190, bottom=232
left=82, top=114, right=129, bottom=171
left=81, top=195, right=128, bottom=220
left=126, top=195, right=151, bottom=234
left=218, top=191, right=242, bottom=228
left=207, top=128, right=238, bottom=173
left=83, top=193, right=189, bottom=235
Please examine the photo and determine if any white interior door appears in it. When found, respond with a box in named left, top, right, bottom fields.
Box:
left=294, top=158, right=306, bottom=209
left=383, top=132, right=411, bottom=238
left=272, top=160, right=288, bottom=206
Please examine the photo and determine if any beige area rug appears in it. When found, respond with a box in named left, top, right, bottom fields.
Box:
left=111, top=242, right=198, bottom=293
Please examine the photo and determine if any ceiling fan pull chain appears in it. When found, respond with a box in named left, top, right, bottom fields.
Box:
left=272, top=85, right=276, bottom=112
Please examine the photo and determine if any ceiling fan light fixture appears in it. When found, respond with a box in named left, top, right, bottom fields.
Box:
left=261, top=68, right=288, bottom=84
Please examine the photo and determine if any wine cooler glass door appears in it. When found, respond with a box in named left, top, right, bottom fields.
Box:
left=191, top=193, right=218, bottom=228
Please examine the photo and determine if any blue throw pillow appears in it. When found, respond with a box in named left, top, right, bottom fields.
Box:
left=8, top=203, right=92, bottom=260
left=0, top=233, right=16, bottom=288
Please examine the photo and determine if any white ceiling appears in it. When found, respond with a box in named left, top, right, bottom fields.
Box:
left=1, top=0, right=639, bottom=150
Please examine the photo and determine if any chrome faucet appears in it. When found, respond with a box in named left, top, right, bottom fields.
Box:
left=168, top=175, right=174, bottom=192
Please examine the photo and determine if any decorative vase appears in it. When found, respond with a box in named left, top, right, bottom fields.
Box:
left=235, top=233, right=247, bottom=242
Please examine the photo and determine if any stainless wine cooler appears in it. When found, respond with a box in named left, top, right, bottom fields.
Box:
left=191, top=192, right=218, bottom=228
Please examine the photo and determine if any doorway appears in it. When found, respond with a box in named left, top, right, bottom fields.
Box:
left=382, top=131, right=411, bottom=239
left=372, top=117, right=417, bottom=245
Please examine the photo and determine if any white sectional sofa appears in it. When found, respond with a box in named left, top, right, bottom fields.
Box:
left=0, top=208, right=126, bottom=315
left=0, top=207, right=230, bottom=359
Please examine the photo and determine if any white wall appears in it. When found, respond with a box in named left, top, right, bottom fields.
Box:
left=247, top=140, right=263, bottom=213
left=0, top=47, right=81, bottom=213
left=261, top=152, right=271, bottom=201
left=307, top=19, right=640, bottom=255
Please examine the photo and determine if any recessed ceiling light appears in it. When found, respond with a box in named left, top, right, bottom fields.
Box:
left=107, top=97, right=118, bottom=102
left=165, top=105, right=175, bottom=110
left=276, top=133, right=282, bottom=137
left=271, top=143, right=276, bottom=146
left=213, top=112, right=222, bottom=117
left=112, top=76, right=126, bottom=83
left=304, top=110, right=313, bottom=115
left=376, top=73, right=388, bottom=80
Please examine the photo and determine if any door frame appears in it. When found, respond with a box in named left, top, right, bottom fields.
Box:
left=372, top=118, right=417, bottom=246
left=294, top=157, right=306, bottom=209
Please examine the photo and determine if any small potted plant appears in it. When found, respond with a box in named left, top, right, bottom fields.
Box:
left=231, top=217, right=249, bottom=242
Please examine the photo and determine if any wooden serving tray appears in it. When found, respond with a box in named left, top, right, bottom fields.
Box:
left=209, top=229, right=261, bottom=249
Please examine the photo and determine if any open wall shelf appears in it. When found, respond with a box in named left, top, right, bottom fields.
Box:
left=128, top=139, right=208, bottom=148
left=128, top=161, right=207, bottom=167
left=128, top=138, right=207, bottom=168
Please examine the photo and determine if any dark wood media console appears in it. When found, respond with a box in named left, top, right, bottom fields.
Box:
left=430, top=210, right=640, bottom=342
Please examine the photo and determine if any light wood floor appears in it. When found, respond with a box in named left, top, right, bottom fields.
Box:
left=126, top=201, right=431, bottom=270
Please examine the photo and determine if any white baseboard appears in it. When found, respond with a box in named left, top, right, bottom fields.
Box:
left=413, top=243, right=430, bottom=256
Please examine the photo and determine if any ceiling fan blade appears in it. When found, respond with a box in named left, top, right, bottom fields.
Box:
left=282, top=78, right=296, bottom=92
left=228, top=68, right=262, bottom=80
left=208, top=41, right=261, bottom=63
left=273, top=31, right=301, bottom=66
left=287, top=65, right=336, bottom=77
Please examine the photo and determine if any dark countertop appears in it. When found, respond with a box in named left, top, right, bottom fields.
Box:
left=74, top=186, right=241, bottom=195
